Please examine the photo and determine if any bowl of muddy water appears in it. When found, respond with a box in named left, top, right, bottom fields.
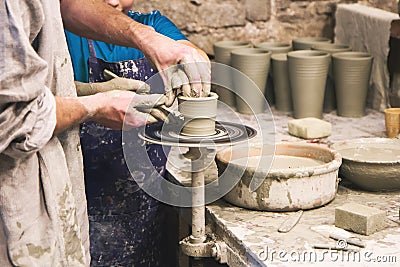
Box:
left=332, top=138, right=400, bottom=191
left=216, top=142, right=342, bottom=211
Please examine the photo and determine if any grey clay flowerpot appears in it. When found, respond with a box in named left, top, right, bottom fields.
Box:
left=178, top=92, right=219, bottom=136
left=311, top=43, right=352, bottom=112
left=288, top=50, right=330, bottom=119
left=212, top=41, right=252, bottom=108
left=255, top=42, right=293, bottom=106
left=255, top=42, right=293, bottom=54
left=231, top=48, right=271, bottom=114
left=332, top=52, right=373, bottom=117
left=271, top=53, right=292, bottom=112
left=292, top=37, right=331, bottom=50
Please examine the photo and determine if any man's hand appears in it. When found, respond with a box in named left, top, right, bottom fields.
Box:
left=54, top=91, right=167, bottom=135
left=90, top=90, right=167, bottom=130
left=138, top=31, right=211, bottom=106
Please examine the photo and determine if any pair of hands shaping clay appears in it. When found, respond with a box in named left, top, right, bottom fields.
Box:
left=75, top=69, right=193, bottom=125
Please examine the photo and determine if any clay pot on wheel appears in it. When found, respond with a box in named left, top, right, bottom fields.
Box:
left=212, top=41, right=252, bottom=108
left=231, top=48, right=271, bottom=114
left=178, top=92, right=219, bottom=136
left=288, top=50, right=330, bottom=119
left=311, top=43, right=352, bottom=112
left=292, top=37, right=331, bottom=50
left=332, top=52, right=373, bottom=117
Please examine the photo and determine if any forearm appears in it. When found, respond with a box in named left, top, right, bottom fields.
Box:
left=54, top=90, right=163, bottom=134
left=54, top=95, right=99, bottom=135
left=60, top=0, right=153, bottom=51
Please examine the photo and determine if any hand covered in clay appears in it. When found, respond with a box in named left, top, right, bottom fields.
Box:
left=75, top=77, right=150, bottom=96
left=87, top=90, right=167, bottom=130
left=139, top=31, right=211, bottom=106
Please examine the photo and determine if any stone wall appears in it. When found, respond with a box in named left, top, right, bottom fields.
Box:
left=133, top=0, right=398, bottom=55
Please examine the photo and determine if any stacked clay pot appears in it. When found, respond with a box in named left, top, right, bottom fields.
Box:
left=211, top=37, right=370, bottom=120
left=213, top=41, right=252, bottom=108
left=312, top=43, right=352, bottom=112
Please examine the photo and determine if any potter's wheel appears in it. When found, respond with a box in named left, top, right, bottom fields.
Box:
left=138, top=120, right=256, bottom=247
left=139, top=121, right=257, bottom=147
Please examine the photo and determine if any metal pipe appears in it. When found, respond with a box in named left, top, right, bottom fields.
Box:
left=189, top=147, right=206, bottom=244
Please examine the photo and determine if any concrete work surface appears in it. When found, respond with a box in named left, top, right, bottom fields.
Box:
left=166, top=107, right=400, bottom=267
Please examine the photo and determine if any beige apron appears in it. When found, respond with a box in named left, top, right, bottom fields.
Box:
left=0, top=0, right=89, bottom=266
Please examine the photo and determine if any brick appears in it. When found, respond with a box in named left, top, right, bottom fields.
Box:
left=287, top=117, right=331, bottom=139
left=245, top=0, right=271, bottom=22
left=335, top=203, right=386, bottom=236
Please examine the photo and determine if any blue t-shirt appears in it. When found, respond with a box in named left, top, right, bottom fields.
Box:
left=65, top=10, right=188, bottom=82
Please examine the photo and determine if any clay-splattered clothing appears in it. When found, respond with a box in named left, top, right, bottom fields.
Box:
left=0, top=0, right=89, bottom=266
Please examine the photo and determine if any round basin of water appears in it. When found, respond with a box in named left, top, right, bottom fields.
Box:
left=332, top=138, right=400, bottom=191
left=216, top=142, right=342, bottom=211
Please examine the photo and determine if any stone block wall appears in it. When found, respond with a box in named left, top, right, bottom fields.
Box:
left=133, top=0, right=398, bottom=55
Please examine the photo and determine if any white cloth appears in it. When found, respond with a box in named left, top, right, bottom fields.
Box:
left=0, top=0, right=89, bottom=266
left=335, top=3, right=399, bottom=111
